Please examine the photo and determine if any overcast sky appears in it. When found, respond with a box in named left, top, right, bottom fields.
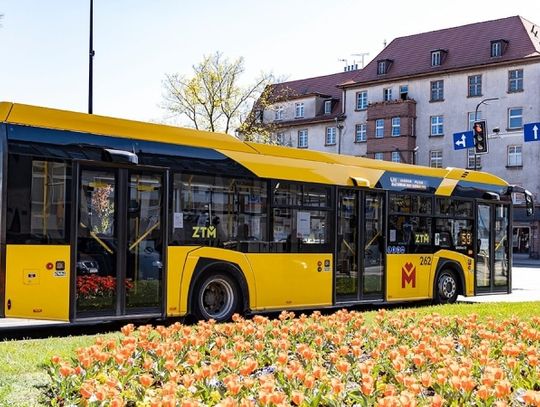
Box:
left=0, top=1, right=538, bottom=123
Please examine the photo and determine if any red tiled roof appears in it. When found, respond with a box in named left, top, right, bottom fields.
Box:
left=345, top=16, right=540, bottom=86
left=271, top=70, right=359, bottom=99
left=268, top=70, right=359, bottom=118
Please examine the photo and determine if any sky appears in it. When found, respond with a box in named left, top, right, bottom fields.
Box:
left=0, top=1, right=539, bottom=124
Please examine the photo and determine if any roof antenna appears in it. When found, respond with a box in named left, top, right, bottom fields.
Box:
left=351, top=53, right=370, bottom=69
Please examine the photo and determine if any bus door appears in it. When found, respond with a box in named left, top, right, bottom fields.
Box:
left=475, top=202, right=510, bottom=293
left=74, top=163, right=166, bottom=319
left=336, top=189, right=384, bottom=303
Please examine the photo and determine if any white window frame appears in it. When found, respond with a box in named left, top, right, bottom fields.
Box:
left=467, top=149, right=481, bottom=169
left=295, top=102, right=304, bottom=118
left=324, top=100, right=332, bottom=115
left=374, top=152, right=384, bottom=160
left=507, top=145, right=523, bottom=167
left=399, top=85, right=408, bottom=100
left=468, top=75, right=482, bottom=97
left=276, top=132, right=285, bottom=145
left=391, top=117, right=401, bottom=136
left=377, top=61, right=387, bottom=75
left=491, top=41, right=502, bottom=57
left=274, top=106, right=283, bottom=121
left=356, top=91, right=368, bottom=110
left=298, top=129, right=308, bottom=148
left=468, top=111, right=482, bottom=130
left=325, top=127, right=337, bottom=145
left=431, top=51, right=441, bottom=66
left=355, top=123, right=367, bottom=142
left=430, top=115, right=444, bottom=136
left=375, top=119, right=384, bottom=138
left=383, top=88, right=392, bottom=101
left=430, top=80, right=444, bottom=101
left=508, top=107, right=523, bottom=129
left=508, top=69, right=523, bottom=92
left=391, top=151, right=401, bottom=163
left=430, top=150, right=443, bottom=168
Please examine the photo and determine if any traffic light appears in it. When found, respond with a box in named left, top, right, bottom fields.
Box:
left=473, top=120, right=488, bottom=154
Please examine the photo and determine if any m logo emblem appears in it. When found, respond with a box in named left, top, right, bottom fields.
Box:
left=402, top=262, right=416, bottom=288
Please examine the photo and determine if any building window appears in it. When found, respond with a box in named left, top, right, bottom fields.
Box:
left=508, top=69, right=524, bottom=93
left=383, top=88, right=392, bottom=101
left=298, top=129, right=308, bottom=148
left=374, top=152, right=384, bottom=161
left=377, top=61, right=386, bottom=75
left=274, top=106, right=283, bottom=121
left=325, top=127, right=337, bottom=145
left=467, top=149, right=481, bottom=169
left=324, top=100, right=332, bottom=115
left=375, top=119, right=384, bottom=138
left=399, top=85, right=409, bottom=100
left=276, top=132, right=285, bottom=145
left=468, top=75, right=482, bottom=97
left=431, top=51, right=442, bottom=66
left=295, top=103, right=304, bottom=118
left=355, top=123, right=367, bottom=142
left=468, top=111, right=482, bottom=130
left=391, top=117, right=401, bottom=136
left=491, top=40, right=507, bottom=57
left=356, top=91, right=368, bottom=110
left=508, top=107, right=523, bottom=129
left=430, top=115, right=444, bottom=136
left=391, top=151, right=401, bottom=163
left=430, top=80, right=444, bottom=101
left=255, top=110, right=263, bottom=123
left=508, top=145, right=523, bottom=167
left=430, top=150, right=443, bottom=168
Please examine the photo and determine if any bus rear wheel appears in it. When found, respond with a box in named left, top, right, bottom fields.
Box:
left=192, top=273, right=240, bottom=322
left=434, top=270, right=458, bottom=304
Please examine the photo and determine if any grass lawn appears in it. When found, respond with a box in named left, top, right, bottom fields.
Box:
left=0, top=333, right=120, bottom=406
left=1, top=301, right=540, bottom=406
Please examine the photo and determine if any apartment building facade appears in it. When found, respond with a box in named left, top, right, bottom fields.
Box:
left=260, top=16, right=540, bottom=256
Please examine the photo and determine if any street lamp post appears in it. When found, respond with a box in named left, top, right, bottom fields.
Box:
left=473, top=97, right=499, bottom=170
left=335, top=117, right=344, bottom=154
left=89, top=0, right=95, bottom=114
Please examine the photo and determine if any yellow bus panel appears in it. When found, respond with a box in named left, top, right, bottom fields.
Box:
left=433, top=250, right=475, bottom=296
left=386, top=254, right=433, bottom=301
left=172, top=247, right=257, bottom=315
left=5, top=245, right=70, bottom=321
left=246, top=253, right=333, bottom=310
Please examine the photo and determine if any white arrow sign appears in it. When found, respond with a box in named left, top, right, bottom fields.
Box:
left=534, top=125, right=538, bottom=140
left=456, top=134, right=466, bottom=148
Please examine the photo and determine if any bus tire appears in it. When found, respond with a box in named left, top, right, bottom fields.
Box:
left=434, top=269, right=459, bottom=304
left=192, top=272, right=240, bottom=322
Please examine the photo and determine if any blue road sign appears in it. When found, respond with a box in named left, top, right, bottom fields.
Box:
left=524, top=122, right=540, bottom=142
left=453, top=131, right=474, bottom=150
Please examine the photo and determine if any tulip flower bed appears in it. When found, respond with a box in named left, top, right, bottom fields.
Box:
left=47, top=310, right=540, bottom=406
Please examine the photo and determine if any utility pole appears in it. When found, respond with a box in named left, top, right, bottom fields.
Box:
left=88, top=0, right=95, bottom=114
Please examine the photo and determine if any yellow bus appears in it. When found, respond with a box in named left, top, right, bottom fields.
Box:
left=0, top=103, right=533, bottom=323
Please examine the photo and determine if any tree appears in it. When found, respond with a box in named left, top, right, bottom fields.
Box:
left=162, top=52, right=275, bottom=136
left=236, top=82, right=298, bottom=143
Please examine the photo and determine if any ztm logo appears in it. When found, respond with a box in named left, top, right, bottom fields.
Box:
left=401, top=262, right=416, bottom=288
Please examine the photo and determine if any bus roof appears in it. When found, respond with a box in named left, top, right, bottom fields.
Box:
left=1, top=102, right=508, bottom=191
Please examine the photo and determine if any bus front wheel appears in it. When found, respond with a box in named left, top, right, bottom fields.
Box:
left=434, top=270, right=458, bottom=304
left=192, top=272, right=240, bottom=322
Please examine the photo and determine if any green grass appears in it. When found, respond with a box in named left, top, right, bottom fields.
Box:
left=1, top=301, right=540, bottom=406
left=0, top=333, right=119, bottom=407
